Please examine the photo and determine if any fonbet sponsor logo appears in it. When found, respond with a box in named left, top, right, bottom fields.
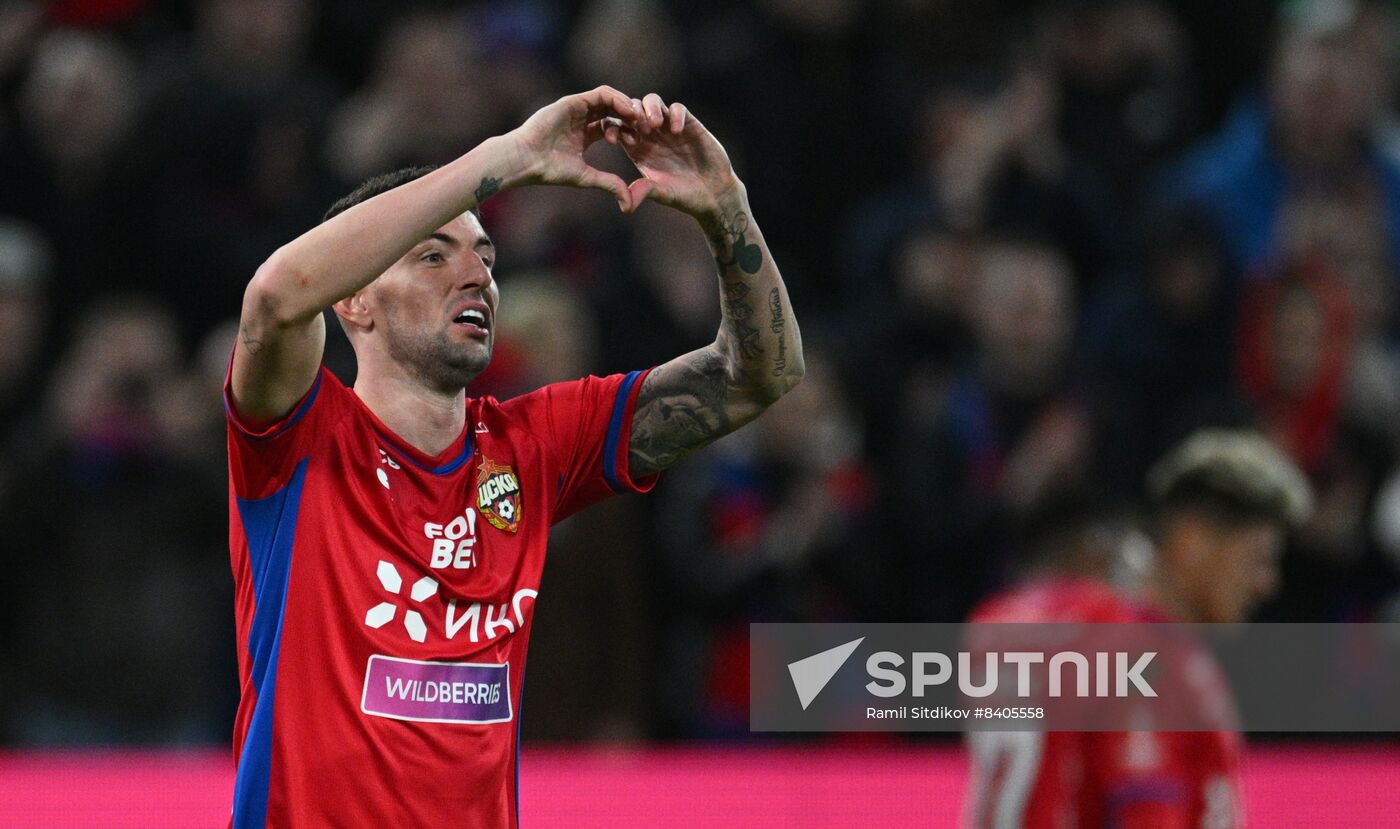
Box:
left=787, top=639, right=1157, bottom=709
left=362, top=560, right=537, bottom=645
left=424, top=507, right=478, bottom=570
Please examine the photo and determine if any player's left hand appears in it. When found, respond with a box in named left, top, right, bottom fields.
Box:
left=598, top=94, right=742, bottom=220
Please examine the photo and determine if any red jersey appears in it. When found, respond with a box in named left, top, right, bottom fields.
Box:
left=965, top=579, right=1243, bottom=829
left=225, top=362, right=655, bottom=828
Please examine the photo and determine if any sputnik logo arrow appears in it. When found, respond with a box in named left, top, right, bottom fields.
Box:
left=787, top=637, right=865, bottom=710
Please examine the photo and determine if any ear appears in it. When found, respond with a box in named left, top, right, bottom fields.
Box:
left=333, top=290, right=374, bottom=334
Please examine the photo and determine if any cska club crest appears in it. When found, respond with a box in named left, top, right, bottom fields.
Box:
left=476, top=457, right=522, bottom=533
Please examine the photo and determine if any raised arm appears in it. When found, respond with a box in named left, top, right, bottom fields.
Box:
left=230, top=86, right=645, bottom=426
left=613, top=95, right=805, bottom=475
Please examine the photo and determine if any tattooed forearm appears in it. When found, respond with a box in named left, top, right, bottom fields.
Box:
left=629, top=348, right=738, bottom=476
left=627, top=197, right=803, bottom=475
left=474, top=176, right=502, bottom=204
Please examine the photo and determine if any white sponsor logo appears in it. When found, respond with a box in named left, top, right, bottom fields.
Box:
left=364, top=561, right=438, bottom=643
left=443, top=588, right=538, bottom=644
left=424, top=507, right=479, bottom=570
left=362, top=560, right=537, bottom=645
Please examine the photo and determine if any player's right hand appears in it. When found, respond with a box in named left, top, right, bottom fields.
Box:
left=507, top=86, right=645, bottom=213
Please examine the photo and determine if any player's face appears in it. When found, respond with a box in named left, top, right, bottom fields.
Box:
left=369, top=212, right=499, bottom=391
left=1200, top=522, right=1283, bottom=623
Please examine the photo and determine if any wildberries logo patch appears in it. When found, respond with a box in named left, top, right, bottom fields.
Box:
left=476, top=457, right=522, bottom=532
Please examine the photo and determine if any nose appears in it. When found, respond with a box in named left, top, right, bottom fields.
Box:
left=456, top=252, right=494, bottom=294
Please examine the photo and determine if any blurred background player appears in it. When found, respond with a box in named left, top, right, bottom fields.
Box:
left=965, top=430, right=1312, bottom=828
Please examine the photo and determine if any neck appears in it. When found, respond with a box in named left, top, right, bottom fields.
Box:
left=354, top=364, right=467, bottom=457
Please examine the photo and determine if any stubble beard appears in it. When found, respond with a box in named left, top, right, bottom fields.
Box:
left=384, top=323, right=491, bottom=394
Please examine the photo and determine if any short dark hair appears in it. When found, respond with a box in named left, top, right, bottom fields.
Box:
left=1147, top=430, right=1313, bottom=533
left=323, top=165, right=480, bottom=224
left=1012, top=487, right=1125, bottom=576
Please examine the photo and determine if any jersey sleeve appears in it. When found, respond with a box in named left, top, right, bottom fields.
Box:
left=500, top=369, right=659, bottom=523
left=224, top=351, right=343, bottom=501
left=1086, top=731, right=1215, bottom=829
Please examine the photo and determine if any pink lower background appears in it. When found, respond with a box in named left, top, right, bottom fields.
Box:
left=0, top=744, right=1396, bottom=827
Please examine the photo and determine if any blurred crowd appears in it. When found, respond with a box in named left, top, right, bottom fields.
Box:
left=3, top=0, right=1400, bottom=744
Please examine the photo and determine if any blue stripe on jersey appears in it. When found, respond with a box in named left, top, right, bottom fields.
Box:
left=379, top=430, right=475, bottom=476
left=603, top=371, right=643, bottom=493
left=232, top=457, right=310, bottom=828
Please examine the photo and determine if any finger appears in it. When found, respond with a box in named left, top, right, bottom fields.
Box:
left=630, top=98, right=649, bottom=133
left=642, top=93, right=667, bottom=129
left=628, top=177, right=657, bottom=206
left=579, top=165, right=634, bottom=213
left=583, top=119, right=606, bottom=146
left=587, top=117, right=626, bottom=145
left=580, top=85, right=641, bottom=123
left=667, top=101, right=688, bottom=134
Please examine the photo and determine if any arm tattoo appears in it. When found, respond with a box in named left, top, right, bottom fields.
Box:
left=628, top=349, right=736, bottom=477
left=628, top=207, right=797, bottom=476
left=721, top=280, right=763, bottom=362
left=769, top=289, right=788, bottom=377
left=708, top=211, right=763, bottom=275
left=240, top=324, right=265, bottom=355
left=474, top=176, right=502, bottom=204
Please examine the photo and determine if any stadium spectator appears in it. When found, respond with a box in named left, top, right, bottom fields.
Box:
left=849, top=224, right=980, bottom=462
left=1094, top=207, right=1240, bottom=488
left=1038, top=0, right=1199, bottom=228
left=141, top=0, right=340, bottom=337
left=324, top=10, right=496, bottom=182
left=0, top=30, right=150, bottom=322
left=0, top=295, right=230, bottom=745
left=567, top=0, right=682, bottom=95
left=1239, top=256, right=1399, bottom=619
left=891, top=236, right=1092, bottom=621
left=1159, top=0, right=1400, bottom=274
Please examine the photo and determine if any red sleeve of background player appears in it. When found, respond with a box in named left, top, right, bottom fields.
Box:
left=1086, top=730, right=1215, bottom=829
left=223, top=351, right=346, bottom=500
left=499, top=369, right=659, bottom=523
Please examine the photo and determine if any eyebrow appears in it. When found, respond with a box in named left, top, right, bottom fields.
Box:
left=425, top=232, right=494, bottom=252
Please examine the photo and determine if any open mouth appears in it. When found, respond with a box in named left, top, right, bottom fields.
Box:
left=451, top=305, right=490, bottom=338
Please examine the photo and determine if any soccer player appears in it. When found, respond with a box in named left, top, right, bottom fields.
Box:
left=965, top=430, right=1311, bottom=828
left=224, top=87, right=803, bottom=827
